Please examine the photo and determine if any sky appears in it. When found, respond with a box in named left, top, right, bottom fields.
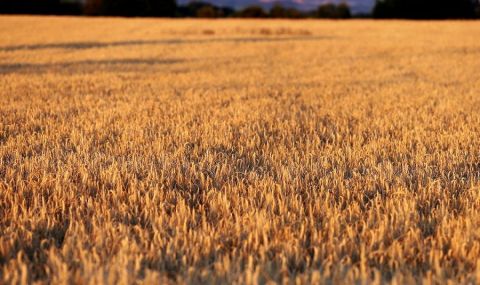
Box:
left=178, top=0, right=376, bottom=14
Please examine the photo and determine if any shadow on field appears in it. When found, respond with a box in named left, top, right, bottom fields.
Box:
left=0, top=58, right=186, bottom=74
left=0, top=36, right=327, bottom=52
left=0, top=221, right=69, bottom=279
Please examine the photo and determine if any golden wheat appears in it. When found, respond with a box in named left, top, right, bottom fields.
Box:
left=1, top=16, right=480, bottom=284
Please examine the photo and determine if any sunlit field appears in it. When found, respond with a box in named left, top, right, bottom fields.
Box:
left=1, top=16, right=480, bottom=284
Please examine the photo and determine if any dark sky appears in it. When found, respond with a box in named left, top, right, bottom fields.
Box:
left=178, top=0, right=375, bottom=13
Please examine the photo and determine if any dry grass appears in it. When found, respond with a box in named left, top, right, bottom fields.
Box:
left=1, top=16, right=480, bottom=284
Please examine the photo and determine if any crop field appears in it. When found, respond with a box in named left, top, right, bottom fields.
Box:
left=1, top=16, right=480, bottom=284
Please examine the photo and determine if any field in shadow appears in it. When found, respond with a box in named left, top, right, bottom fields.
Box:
left=0, top=58, right=186, bottom=74
left=0, top=35, right=328, bottom=52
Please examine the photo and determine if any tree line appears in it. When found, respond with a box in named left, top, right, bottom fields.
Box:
left=373, top=0, right=480, bottom=19
left=0, top=0, right=479, bottom=19
left=0, top=0, right=351, bottom=18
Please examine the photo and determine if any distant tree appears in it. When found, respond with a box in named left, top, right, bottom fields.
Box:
left=177, top=1, right=233, bottom=18
left=471, top=0, right=480, bottom=17
left=149, top=0, right=177, bottom=16
left=316, top=2, right=351, bottom=18
left=196, top=5, right=216, bottom=18
left=317, top=3, right=337, bottom=18
left=101, top=0, right=177, bottom=17
left=285, top=7, right=303, bottom=18
left=270, top=4, right=304, bottom=18
left=0, top=0, right=81, bottom=15
left=218, top=7, right=235, bottom=17
left=336, top=3, right=352, bottom=18
left=236, top=5, right=268, bottom=18
left=373, top=0, right=476, bottom=19
left=84, top=0, right=103, bottom=15
left=177, top=1, right=204, bottom=17
left=270, top=4, right=287, bottom=18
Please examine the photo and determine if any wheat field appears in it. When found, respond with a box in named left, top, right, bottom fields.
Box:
left=1, top=16, right=480, bottom=284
